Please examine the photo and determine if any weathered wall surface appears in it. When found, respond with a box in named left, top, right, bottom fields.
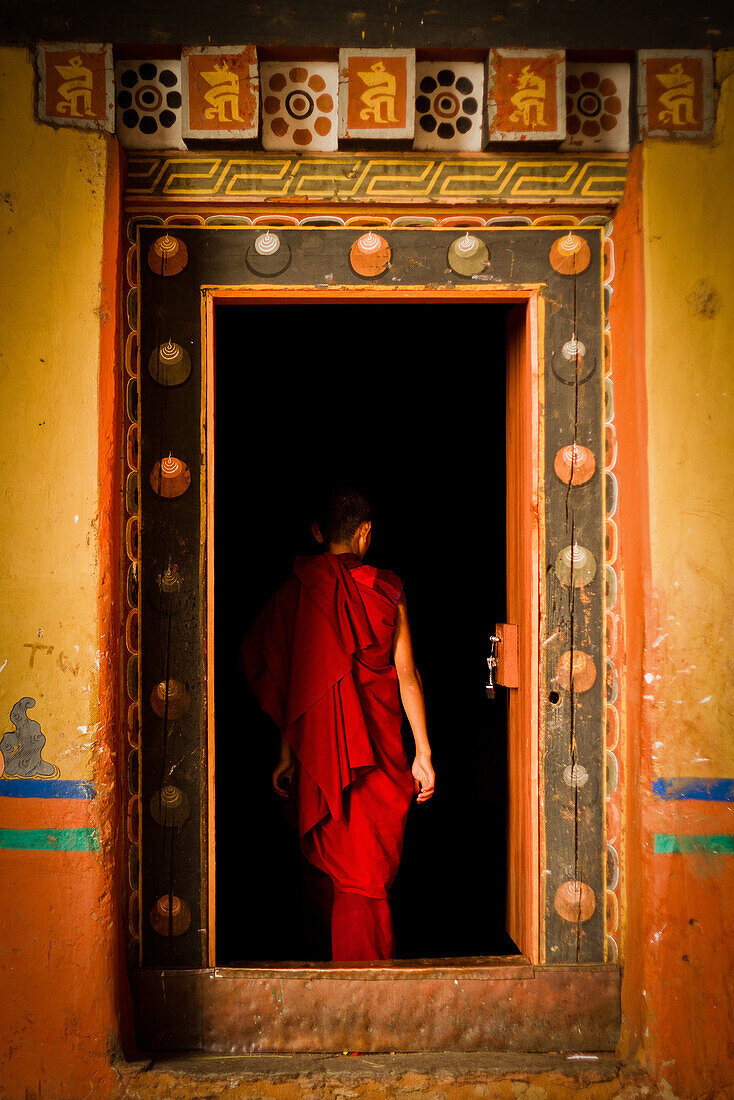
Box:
left=0, top=46, right=126, bottom=1100
left=644, top=53, right=734, bottom=785
left=613, top=51, right=734, bottom=1099
left=0, top=48, right=106, bottom=778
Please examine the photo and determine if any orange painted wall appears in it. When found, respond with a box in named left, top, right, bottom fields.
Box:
left=612, top=51, right=734, bottom=1098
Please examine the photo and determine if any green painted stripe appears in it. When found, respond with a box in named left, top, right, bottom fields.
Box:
left=654, top=834, right=734, bottom=854
left=0, top=827, right=100, bottom=851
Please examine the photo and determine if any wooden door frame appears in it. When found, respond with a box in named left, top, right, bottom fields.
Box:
left=203, top=285, right=543, bottom=969
left=128, top=224, right=613, bottom=1053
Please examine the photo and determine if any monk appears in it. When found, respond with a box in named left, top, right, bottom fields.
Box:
left=241, top=487, right=434, bottom=962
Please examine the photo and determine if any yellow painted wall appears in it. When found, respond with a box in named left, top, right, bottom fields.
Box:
left=0, top=47, right=109, bottom=780
left=0, top=48, right=126, bottom=1100
left=643, top=51, right=734, bottom=780
left=620, top=49, right=734, bottom=1097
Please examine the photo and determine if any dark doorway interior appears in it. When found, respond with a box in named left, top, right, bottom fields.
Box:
left=215, top=303, right=518, bottom=962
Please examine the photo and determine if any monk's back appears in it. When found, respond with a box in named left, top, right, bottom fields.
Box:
left=338, top=555, right=403, bottom=669
left=241, top=485, right=434, bottom=961
left=291, top=552, right=402, bottom=668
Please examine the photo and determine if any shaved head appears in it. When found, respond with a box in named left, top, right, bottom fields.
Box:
left=317, top=486, right=372, bottom=545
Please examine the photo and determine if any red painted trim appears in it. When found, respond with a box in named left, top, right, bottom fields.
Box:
left=97, top=134, right=123, bottom=839
left=607, top=145, right=651, bottom=1058
left=209, top=286, right=541, bottom=305
left=97, top=134, right=135, bottom=1050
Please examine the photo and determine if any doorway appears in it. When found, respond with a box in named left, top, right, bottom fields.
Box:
left=214, top=302, right=518, bottom=963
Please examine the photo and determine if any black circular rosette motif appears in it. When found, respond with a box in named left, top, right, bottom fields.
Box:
left=117, top=62, right=182, bottom=136
left=415, top=69, right=479, bottom=140
left=284, top=89, right=315, bottom=121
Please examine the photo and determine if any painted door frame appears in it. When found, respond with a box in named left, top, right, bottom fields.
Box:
left=126, top=222, right=614, bottom=1049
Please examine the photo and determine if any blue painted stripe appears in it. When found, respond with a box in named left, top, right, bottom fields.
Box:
left=0, top=827, right=100, bottom=851
left=652, top=777, right=734, bottom=802
left=0, top=778, right=95, bottom=799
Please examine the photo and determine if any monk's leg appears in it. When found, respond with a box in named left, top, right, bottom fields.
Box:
left=331, top=890, right=395, bottom=961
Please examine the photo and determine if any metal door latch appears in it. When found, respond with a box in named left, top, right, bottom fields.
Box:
left=486, top=634, right=500, bottom=699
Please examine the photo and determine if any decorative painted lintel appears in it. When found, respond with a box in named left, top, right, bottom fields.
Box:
left=125, top=152, right=628, bottom=204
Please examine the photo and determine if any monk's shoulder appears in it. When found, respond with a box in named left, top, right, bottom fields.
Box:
left=292, top=553, right=324, bottom=579
left=341, top=558, right=401, bottom=604
left=374, top=566, right=403, bottom=606
left=279, top=573, right=301, bottom=606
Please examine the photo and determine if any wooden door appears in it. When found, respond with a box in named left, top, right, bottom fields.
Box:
left=505, top=302, right=540, bottom=963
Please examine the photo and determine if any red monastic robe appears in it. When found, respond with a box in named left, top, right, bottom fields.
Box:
left=241, top=552, right=414, bottom=961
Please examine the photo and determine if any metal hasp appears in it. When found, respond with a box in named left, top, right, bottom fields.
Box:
left=495, top=623, right=519, bottom=688
left=486, top=633, right=500, bottom=699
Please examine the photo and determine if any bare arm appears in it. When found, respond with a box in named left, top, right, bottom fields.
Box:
left=272, top=734, right=294, bottom=797
left=393, top=595, right=435, bottom=803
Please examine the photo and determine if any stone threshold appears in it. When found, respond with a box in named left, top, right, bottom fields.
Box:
left=115, top=1052, right=667, bottom=1099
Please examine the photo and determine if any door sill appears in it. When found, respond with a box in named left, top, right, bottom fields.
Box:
left=117, top=1051, right=630, bottom=1095
left=133, top=959, right=620, bottom=1053
left=211, top=954, right=531, bottom=980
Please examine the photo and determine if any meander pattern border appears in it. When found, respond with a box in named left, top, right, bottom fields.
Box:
left=126, top=153, right=628, bottom=204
